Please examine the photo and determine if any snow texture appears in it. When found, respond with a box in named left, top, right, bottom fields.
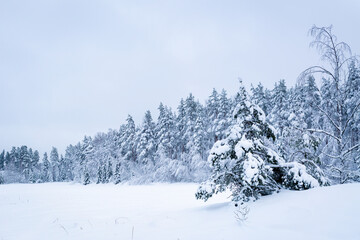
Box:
left=0, top=183, right=359, bottom=240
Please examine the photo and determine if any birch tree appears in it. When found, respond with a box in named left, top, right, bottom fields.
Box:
left=299, top=25, right=360, bottom=183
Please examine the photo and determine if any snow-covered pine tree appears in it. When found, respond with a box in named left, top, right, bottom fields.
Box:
left=32, top=150, right=40, bottom=167
left=216, top=89, right=232, bottom=141
left=269, top=80, right=290, bottom=137
left=176, top=98, right=187, bottom=156
left=4, top=152, right=10, bottom=170
left=102, top=165, right=107, bottom=183
left=114, top=161, right=121, bottom=184
left=137, top=110, right=157, bottom=165
left=0, top=150, right=5, bottom=170
left=41, top=152, right=51, bottom=182
left=0, top=173, right=4, bottom=184
left=196, top=82, right=322, bottom=203
left=120, top=115, right=137, bottom=162
left=250, top=82, right=271, bottom=116
left=106, top=160, right=113, bottom=183
left=344, top=61, right=360, bottom=180
left=19, top=146, right=31, bottom=181
left=50, top=147, right=59, bottom=182
left=96, top=165, right=103, bottom=184
left=189, top=111, right=211, bottom=181
left=206, top=88, right=220, bottom=143
left=283, top=79, right=329, bottom=186
left=83, top=168, right=90, bottom=185
left=156, top=103, right=176, bottom=159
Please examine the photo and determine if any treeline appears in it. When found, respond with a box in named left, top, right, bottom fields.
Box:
left=1, top=26, right=359, bottom=188
left=1, top=66, right=359, bottom=185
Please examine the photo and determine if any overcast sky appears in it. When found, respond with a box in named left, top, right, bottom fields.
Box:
left=1, top=0, right=360, bottom=155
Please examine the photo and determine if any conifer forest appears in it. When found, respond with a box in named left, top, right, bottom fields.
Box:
left=1, top=26, right=359, bottom=204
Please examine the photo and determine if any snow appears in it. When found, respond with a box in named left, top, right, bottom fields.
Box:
left=288, top=112, right=296, bottom=121
left=209, top=140, right=230, bottom=156
left=285, top=162, right=320, bottom=188
left=243, top=152, right=262, bottom=184
left=1, top=183, right=360, bottom=240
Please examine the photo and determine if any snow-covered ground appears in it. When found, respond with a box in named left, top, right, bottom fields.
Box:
left=0, top=183, right=359, bottom=240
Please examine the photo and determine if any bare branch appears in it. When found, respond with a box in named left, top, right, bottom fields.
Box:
left=294, top=126, right=341, bottom=143
left=314, top=105, right=340, bottom=133
left=320, top=150, right=340, bottom=159
left=298, top=66, right=336, bottom=83
left=342, top=144, right=360, bottom=157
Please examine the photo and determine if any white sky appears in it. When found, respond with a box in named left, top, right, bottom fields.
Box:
left=1, top=0, right=360, bottom=155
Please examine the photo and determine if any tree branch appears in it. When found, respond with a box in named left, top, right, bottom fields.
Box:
left=294, top=126, right=341, bottom=143
left=314, top=104, right=340, bottom=133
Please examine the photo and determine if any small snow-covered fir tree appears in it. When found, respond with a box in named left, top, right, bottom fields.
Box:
left=196, top=82, right=322, bottom=203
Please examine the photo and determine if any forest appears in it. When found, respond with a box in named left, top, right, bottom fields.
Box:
left=0, top=26, right=359, bottom=202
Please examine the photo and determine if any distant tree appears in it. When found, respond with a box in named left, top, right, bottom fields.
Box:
left=83, top=168, right=90, bottom=185
left=137, top=110, right=157, bottom=165
left=32, top=150, right=40, bottom=167
left=216, top=89, right=232, bottom=141
left=206, top=88, right=220, bottom=143
left=106, top=161, right=113, bottom=182
left=0, top=150, right=5, bottom=170
left=114, top=161, right=121, bottom=184
left=102, top=165, right=107, bottom=183
left=58, top=155, right=67, bottom=181
left=19, top=146, right=31, bottom=180
left=50, top=147, right=59, bottom=182
left=120, top=115, right=137, bottom=162
left=97, top=165, right=103, bottom=184
left=4, top=152, right=11, bottom=168
left=41, top=152, right=51, bottom=182
left=176, top=98, right=187, bottom=155
left=0, top=173, right=4, bottom=184
left=250, top=82, right=272, bottom=116
left=156, top=103, right=176, bottom=159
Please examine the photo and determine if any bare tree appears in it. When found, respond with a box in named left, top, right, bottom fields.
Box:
left=298, top=25, right=360, bottom=184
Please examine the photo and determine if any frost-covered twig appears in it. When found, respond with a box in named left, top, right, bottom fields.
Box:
left=234, top=204, right=250, bottom=223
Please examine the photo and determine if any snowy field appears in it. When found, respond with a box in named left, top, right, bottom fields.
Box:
left=0, top=183, right=359, bottom=240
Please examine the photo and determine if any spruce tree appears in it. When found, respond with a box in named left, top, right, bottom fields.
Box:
left=97, top=165, right=103, bottom=184
left=137, top=110, right=157, bottom=165
left=83, top=168, right=90, bottom=185
left=50, top=147, right=60, bottom=181
left=196, top=82, right=321, bottom=203
left=107, top=161, right=113, bottom=183
left=114, top=162, right=121, bottom=184
left=156, top=103, right=176, bottom=159
left=0, top=150, right=5, bottom=170
left=42, top=152, right=51, bottom=182
left=120, top=115, right=137, bottom=162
